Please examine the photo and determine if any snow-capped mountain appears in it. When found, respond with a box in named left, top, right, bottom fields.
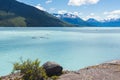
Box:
left=86, top=18, right=120, bottom=27
left=87, top=18, right=99, bottom=23
left=52, top=13, right=89, bottom=26
left=53, top=13, right=78, bottom=18
left=103, top=18, right=120, bottom=22
left=102, top=18, right=120, bottom=27
left=86, top=18, right=102, bottom=26
left=53, top=13, right=120, bottom=27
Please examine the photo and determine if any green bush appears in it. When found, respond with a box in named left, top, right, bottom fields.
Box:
left=13, top=59, right=48, bottom=80
left=51, top=76, right=59, bottom=80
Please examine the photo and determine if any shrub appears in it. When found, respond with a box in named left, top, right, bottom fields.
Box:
left=51, top=76, right=59, bottom=80
left=13, top=59, right=48, bottom=80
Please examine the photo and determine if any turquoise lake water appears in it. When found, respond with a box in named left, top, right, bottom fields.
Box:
left=1, top=27, right=120, bottom=76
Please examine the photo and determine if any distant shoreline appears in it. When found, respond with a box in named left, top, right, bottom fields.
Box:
left=0, top=27, right=120, bottom=33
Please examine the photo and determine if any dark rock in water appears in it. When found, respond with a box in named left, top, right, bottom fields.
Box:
left=32, top=37, right=37, bottom=39
left=42, top=61, right=63, bottom=77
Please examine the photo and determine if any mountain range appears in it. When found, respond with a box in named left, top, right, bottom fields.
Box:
left=0, top=0, right=73, bottom=27
left=53, top=13, right=120, bottom=27
left=53, top=13, right=89, bottom=26
left=0, top=0, right=120, bottom=27
left=87, top=18, right=120, bottom=27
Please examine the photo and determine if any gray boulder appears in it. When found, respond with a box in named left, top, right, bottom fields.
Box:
left=42, top=61, right=63, bottom=77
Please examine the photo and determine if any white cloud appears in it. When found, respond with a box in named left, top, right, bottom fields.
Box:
left=104, top=10, right=120, bottom=15
left=83, top=13, right=102, bottom=20
left=57, top=10, right=83, bottom=18
left=58, top=10, right=68, bottom=14
left=104, top=10, right=120, bottom=19
left=68, top=0, right=100, bottom=6
left=72, top=12, right=83, bottom=17
left=90, top=13, right=95, bottom=16
left=49, top=8, right=56, bottom=11
left=58, top=10, right=82, bottom=16
left=45, top=0, right=52, bottom=4
left=35, top=4, right=46, bottom=11
left=106, top=15, right=119, bottom=19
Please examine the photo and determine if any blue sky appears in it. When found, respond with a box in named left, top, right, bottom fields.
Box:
left=17, top=0, right=120, bottom=20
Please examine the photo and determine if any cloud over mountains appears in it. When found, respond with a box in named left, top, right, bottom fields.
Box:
left=68, top=0, right=100, bottom=6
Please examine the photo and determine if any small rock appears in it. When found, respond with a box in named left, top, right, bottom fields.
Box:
left=42, top=61, right=63, bottom=77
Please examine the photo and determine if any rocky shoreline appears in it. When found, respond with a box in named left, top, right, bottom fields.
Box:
left=1, top=60, right=120, bottom=80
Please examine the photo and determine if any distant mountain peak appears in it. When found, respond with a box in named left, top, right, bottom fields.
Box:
left=53, top=13, right=89, bottom=26
left=103, top=18, right=120, bottom=22
left=86, top=18, right=99, bottom=22
left=53, top=13, right=78, bottom=18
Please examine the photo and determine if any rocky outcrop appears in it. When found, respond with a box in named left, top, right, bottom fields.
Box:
left=1, top=72, right=23, bottom=80
left=58, top=60, right=120, bottom=80
left=42, top=61, right=63, bottom=77
left=1, top=60, right=120, bottom=80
